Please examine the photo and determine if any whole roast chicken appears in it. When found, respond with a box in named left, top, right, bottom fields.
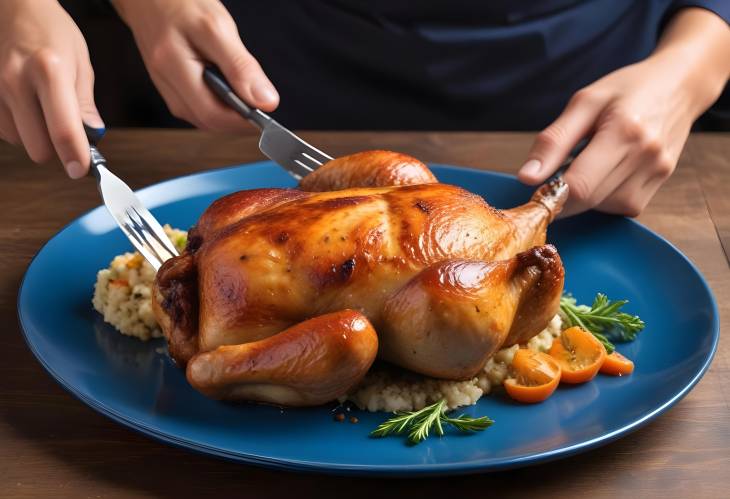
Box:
left=152, top=151, right=568, bottom=406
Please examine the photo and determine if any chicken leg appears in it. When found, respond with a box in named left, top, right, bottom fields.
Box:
left=186, top=310, right=378, bottom=405
left=379, top=245, right=564, bottom=379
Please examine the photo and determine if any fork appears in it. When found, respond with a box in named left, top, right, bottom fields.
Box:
left=203, top=67, right=333, bottom=179
left=85, top=124, right=179, bottom=270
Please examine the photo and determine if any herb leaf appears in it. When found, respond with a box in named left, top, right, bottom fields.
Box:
left=442, top=414, right=494, bottom=433
left=559, top=293, right=645, bottom=354
left=370, top=399, right=493, bottom=445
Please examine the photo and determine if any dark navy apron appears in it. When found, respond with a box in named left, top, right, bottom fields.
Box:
left=222, top=0, right=729, bottom=130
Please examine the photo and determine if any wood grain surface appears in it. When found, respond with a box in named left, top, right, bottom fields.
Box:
left=0, top=130, right=728, bottom=498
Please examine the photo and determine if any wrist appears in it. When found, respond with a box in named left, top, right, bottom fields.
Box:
left=650, top=8, right=730, bottom=118
left=646, top=50, right=719, bottom=120
left=109, top=0, right=135, bottom=24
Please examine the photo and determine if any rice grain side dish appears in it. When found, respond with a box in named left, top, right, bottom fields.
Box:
left=92, top=226, right=562, bottom=411
left=92, top=225, right=187, bottom=341
left=345, top=315, right=562, bottom=411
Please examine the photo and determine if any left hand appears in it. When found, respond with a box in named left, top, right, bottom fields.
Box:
left=518, top=8, right=730, bottom=217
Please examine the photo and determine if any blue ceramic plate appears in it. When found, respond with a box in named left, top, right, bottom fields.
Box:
left=18, top=162, right=719, bottom=476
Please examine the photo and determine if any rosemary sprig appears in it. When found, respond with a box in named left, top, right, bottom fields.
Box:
left=442, top=413, right=495, bottom=432
left=370, top=399, right=493, bottom=445
left=559, top=293, right=645, bottom=354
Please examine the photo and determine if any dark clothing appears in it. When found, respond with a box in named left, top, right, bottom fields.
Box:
left=69, top=0, right=730, bottom=130
left=222, top=0, right=729, bottom=130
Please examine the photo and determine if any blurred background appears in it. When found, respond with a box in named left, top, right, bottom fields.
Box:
left=61, top=0, right=729, bottom=131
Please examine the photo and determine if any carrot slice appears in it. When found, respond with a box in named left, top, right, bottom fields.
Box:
left=504, top=350, right=561, bottom=403
left=548, top=326, right=606, bottom=384
left=600, top=351, right=635, bottom=376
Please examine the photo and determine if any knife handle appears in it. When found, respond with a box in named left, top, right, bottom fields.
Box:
left=203, top=66, right=271, bottom=130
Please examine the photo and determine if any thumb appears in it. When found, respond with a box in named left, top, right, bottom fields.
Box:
left=518, top=90, right=601, bottom=185
left=221, top=50, right=279, bottom=113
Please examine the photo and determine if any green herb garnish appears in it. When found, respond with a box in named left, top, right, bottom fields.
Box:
left=559, top=293, right=645, bottom=354
left=174, top=234, right=187, bottom=250
left=370, top=399, right=493, bottom=445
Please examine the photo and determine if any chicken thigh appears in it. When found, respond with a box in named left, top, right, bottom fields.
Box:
left=153, top=150, right=567, bottom=406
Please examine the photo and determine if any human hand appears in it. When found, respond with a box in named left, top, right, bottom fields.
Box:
left=113, top=0, right=279, bottom=131
left=0, top=0, right=103, bottom=178
left=518, top=8, right=730, bottom=217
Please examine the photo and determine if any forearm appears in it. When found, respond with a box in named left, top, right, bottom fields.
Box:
left=650, top=7, right=730, bottom=117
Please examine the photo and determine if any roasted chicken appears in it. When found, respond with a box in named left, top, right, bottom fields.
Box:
left=153, top=150, right=567, bottom=406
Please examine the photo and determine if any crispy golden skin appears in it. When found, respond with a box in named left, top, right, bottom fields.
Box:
left=380, top=245, right=564, bottom=379
left=299, top=150, right=437, bottom=191
left=187, top=310, right=378, bottom=405
left=152, top=150, right=568, bottom=406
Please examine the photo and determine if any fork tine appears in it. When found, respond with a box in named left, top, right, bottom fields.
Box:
left=123, top=208, right=178, bottom=270
left=299, top=148, right=331, bottom=165
left=122, top=214, right=167, bottom=269
left=121, top=219, right=165, bottom=270
left=293, top=158, right=316, bottom=173
left=129, top=206, right=178, bottom=256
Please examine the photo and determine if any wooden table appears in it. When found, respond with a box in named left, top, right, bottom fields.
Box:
left=1, top=130, right=728, bottom=498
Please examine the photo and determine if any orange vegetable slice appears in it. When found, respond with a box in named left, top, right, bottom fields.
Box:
left=600, top=351, right=635, bottom=376
left=504, top=349, right=561, bottom=403
left=548, top=326, right=607, bottom=384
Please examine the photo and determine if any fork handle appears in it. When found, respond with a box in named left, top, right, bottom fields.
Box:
left=203, top=66, right=271, bottom=130
left=84, top=123, right=107, bottom=179
left=84, top=123, right=106, bottom=146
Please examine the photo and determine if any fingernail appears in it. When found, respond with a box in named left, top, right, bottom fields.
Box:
left=251, top=83, right=279, bottom=106
left=84, top=115, right=105, bottom=129
left=65, top=160, right=86, bottom=179
left=520, top=159, right=542, bottom=177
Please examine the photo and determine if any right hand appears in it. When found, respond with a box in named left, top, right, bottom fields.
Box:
left=0, top=0, right=103, bottom=178
left=112, top=0, right=279, bottom=131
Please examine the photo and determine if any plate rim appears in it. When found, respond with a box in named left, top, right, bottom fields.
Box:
left=17, top=161, right=721, bottom=476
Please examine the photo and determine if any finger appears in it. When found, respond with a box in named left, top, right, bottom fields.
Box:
left=595, top=170, right=665, bottom=217
left=75, top=60, right=104, bottom=129
left=595, top=154, right=671, bottom=217
left=560, top=155, right=634, bottom=218
left=156, top=49, right=253, bottom=131
left=146, top=66, right=203, bottom=128
left=558, top=129, right=629, bottom=217
left=518, top=89, right=603, bottom=185
left=143, top=33, right=245, bottom=130
left=0, top=101, right=21, bottom=145
left=34, top=66, right=91, bottom=178
left=575, top=139, right=672, bottom=214
left=192, top=19, right=279, bottom=111
left=8, top=88, right=55, bottom=164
